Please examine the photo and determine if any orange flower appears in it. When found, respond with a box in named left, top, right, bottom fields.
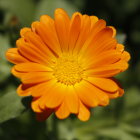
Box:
left=6, top=8, right=130, bottom=121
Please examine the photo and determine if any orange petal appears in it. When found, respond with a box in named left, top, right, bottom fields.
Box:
left=65, top=86, right=79, bottom=114
left=22, top=31, right=55, bottom=59
left=86, top=81, right=109, bottom=106
left=111, top=78, right=124, bottom=97
left=39, top=82, right=66, bottom=108
left=20, top=27, right=31, bottom=37
left=40, top=14, right=54, bottom=25
left=33, top=20, right=61, bottom=56
left=122, top=51, right=131, bottom=61
left=73, top=15, right=91, bottom=54
left=31, top=97, right=42, bottom=112
left=86, top=61, right=128, bottom=77
left=36, top=80, right=59, bottom=109
left=55, top=8, right=70, bottom=17
left=84, top=27, right=116, bottom=58
left=55, top=99, right=70, bottom=119
left=75, top=80, right=109, bottom=107
left=14, top=63, right=52, bottom=72
left=86, top=67, right=120, bottom=78
left=54, top=8, right=70, bottom=52
left=40, top=14, right=62, bottom=54
left=17, top=38, right=50, bottom=64
left=68, top=12, right=81, bottom=52
left=118, top=87, right=124, bottom=96
left=86, top=50, right=122, bottom=69
left=77, top=100, right=90, bottom=121
left=107, top=91, right=119, bottom=99
left=116, top=44, right=124, bottom=52
left=31, top=81, right=54, bottom=97
left=11, top=67, right=25, bottom=78
left=108, top=26, right=116, bottom=37
left=17, top=83, right=36, bottom=96
left=79, top=27, right=116, bottom=59
left=107, top=87, right=124, bottom=99
left=90, top=19, right=106, bottom=36
left=6, top=48, right=28, bottom=64
left=79, top=20, right=106, bottom=55
left=74, top=81, right=99, bottom=107
left=45, top=83, right=66, bottom=108
left=90, top=16, right=98, bottom=28
left=21, top=72, right=53, bottom=84
left=86, top=77, right=119, bottom=92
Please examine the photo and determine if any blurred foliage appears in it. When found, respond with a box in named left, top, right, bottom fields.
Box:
left=0, top=88, right=25, bottom=123
left=0, top=0, right=140, bottom=140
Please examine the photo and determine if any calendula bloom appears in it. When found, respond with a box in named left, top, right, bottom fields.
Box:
left=6, top=8, right=130, bottom=121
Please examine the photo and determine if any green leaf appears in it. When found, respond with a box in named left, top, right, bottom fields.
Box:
left=35, top=0, right=79, bottom=19
left=0, top=62, right=11, bottom=83
left=95, top=124, right=140, bottom=140
left=122, top=86, right=140, bottom=122
left=0, top=35, right=11, bottom=82
left=97, top=127, right=122, bottom=139
left=0, top=0, right=35, bottom=26
left=0, top=90, right=26, bottom=123
left=121, top=123, right=140, bottom=137
left=125, top=86, right=140, bottom=108
left=0, top=35, right=11, bottom=61
left=58, top=120, right=78, bottom=140
left=0, top=35, right=12, bottom=82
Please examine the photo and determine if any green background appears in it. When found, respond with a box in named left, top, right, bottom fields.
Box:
left=0, top=0, right=140, bottom=140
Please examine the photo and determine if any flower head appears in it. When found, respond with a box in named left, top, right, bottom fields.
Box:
left=6, top=8, right=130, bottom=121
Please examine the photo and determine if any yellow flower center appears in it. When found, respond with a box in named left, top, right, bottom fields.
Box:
left=53, top=54, right=85, bottom=85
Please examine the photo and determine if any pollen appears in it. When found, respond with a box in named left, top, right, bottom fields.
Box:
left=53, top=54, right=85, bottom=85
